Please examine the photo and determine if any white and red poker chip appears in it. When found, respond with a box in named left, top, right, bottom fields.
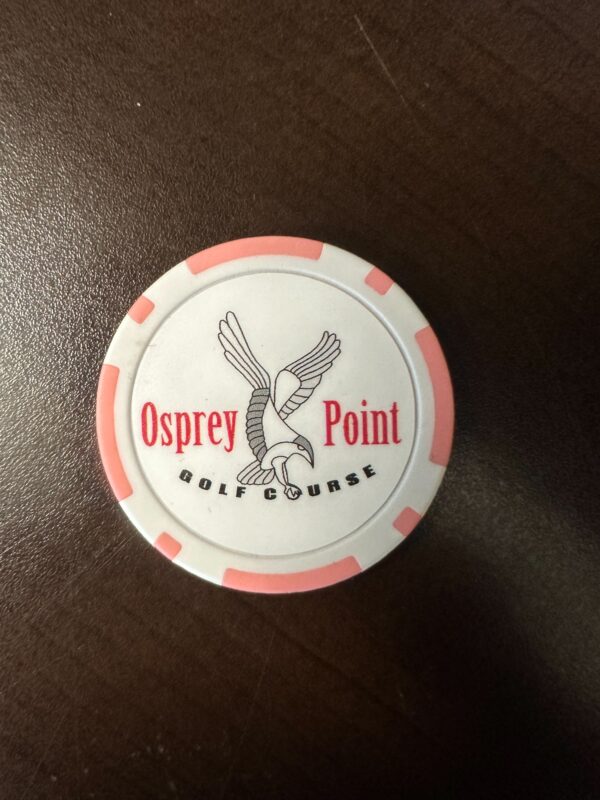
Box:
left=96, top=236, right=454, bottom=593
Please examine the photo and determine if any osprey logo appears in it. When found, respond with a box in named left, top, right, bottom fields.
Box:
left=218, top=311, right=341, bottom=500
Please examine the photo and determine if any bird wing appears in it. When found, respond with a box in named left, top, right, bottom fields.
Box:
left=245, top=388, right=270, bottom=461
left=274, top=331, right=341, bottom=420
left=218, top=311, right=270, bottom=390
left=218, top=311, right=271, bottom=460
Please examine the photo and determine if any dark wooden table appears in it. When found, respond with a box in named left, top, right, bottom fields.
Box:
left=2, top=2, right=599, bottom=798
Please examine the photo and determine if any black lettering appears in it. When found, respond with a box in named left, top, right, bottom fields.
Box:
left=363, top=464, right=376, bottom=478
left=199, top=478, right=212, bottom=490
left=307, top=484, right=321, bottom=497
left=264, top=487, right=276, bottom=500
left=179, top=469, right=192, bottom=483
left=236, top=486, right=246, bottom=498
left=218, top=483, right=227, bottom=495
left=327, top=480, right=341, bottom=493
left=345, top=472, right=359, bottom=486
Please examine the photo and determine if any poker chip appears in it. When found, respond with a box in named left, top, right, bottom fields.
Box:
left=96, top=236, right=454, bottom=593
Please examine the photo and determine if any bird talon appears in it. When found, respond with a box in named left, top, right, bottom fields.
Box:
left=284, top=484, right=302, bottom=500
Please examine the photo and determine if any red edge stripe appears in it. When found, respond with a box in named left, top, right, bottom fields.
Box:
left=186, top=236, right=324, bottom=274
left=128, top=294, right=155, bottom=324
left=415, top=326, right=454, bottom=466
left=393, top=507, right=422, bottom=536
left=222, top=556, right=361, bottom=594
left=155, top=532, right=182, bottom=560
left=96, top=364, right=133, bottom=501
left=365, top=266, right=394, bottom=295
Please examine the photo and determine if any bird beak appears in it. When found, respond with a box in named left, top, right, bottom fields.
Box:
left=297, top=448, right=314, bottom=467
left=294, top=437, right=314, bottom=467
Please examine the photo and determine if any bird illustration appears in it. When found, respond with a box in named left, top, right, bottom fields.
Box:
left=218, top=311, right=341, bottom=500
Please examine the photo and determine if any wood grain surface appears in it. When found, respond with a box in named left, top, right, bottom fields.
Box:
left=1, top=1, right=599, bottom=798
